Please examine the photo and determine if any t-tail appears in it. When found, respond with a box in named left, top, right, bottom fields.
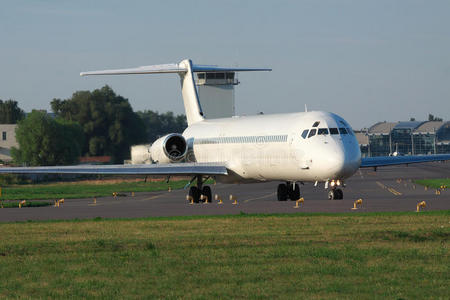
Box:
left=80, top=59, right=271, bottom=125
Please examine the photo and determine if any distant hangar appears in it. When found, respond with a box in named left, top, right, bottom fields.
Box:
left=356, top=120, right=450, bottom=157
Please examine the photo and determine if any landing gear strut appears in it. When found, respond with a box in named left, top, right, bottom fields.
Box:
left=277, top=182, right=300, bottom=201
left=188, top=175, right=212, bottom=203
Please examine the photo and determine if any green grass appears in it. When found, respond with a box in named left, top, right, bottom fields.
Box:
left=0, top=212, right=449, bottom=299
left=1, top=201, right=52, bottom=208
left=415, top=178, right=450, bottom=189
left=0, top=179, right=190, bottom=200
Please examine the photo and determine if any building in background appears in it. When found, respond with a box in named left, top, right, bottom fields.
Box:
left=0, top=124, right=18, bottom=162
left=360, top=120, right=450, bottom=157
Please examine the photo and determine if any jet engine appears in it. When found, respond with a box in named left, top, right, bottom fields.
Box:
left=149, top=133, right=188, bottom=163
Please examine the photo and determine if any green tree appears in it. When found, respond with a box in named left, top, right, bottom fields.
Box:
left=51, top=85, right=146, bottom=163
left=0, top=99, right=25, bottom=124
left=428, top=114, right=443, bottom=122
left=11, top=111, right=84, bottom=166
left=137, top=110, right=187, bottom=142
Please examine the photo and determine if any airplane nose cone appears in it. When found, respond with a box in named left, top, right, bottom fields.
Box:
left=317, top=142, right=361, bottom=179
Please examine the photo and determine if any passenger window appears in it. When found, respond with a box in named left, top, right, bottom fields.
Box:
left=329, top=128, right=339, bottom=135
left=301, top=129, right=309, bottom=139
left=339, top=128, right=348, bottom=134
left=318, top=128, right=329, bottom=135
left=312, top=121, right=320, bottom=127
left=308, top=129, right=316, bottom=138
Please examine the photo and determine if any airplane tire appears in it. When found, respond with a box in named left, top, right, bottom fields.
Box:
left=288, top=184, right=300, bottom=200
left=202, top=186, right=212, bottom=203
left=189, top=186, right=201, bottom=203
left=277, top=184, right=288, bottom=201
left=328, top=189, right=343, bottom=200
left=328, top=190, right=336, bottom=200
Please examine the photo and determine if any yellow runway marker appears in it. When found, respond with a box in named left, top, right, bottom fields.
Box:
left=215, top=194, right=223, bottom=204
left=416, top=201, right=426, bottom=212
left=293, top=197, right=304, bottom=208
left=351, top=198, right=363, bottom=210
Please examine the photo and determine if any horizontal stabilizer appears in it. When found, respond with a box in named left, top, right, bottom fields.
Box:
left=80, top=64, right=185, bottom=76
left=191, top=65, right=272, bottom=73
left=81, top=60, right=271, bottom=76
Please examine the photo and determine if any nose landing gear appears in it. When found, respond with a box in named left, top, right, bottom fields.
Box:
left=328, top=188, right=343, bottom=200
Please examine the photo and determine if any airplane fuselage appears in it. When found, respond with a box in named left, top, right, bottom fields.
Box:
left=183, top=111, right=361, bottom=184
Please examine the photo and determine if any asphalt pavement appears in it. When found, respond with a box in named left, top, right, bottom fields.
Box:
left=1, top=162, right=449, bottom=222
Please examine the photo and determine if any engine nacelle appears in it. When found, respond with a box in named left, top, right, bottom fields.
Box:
left=149, top=133, right=188, bottom=163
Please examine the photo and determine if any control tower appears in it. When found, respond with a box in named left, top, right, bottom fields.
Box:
left=196, top=71, right=238, bottom=119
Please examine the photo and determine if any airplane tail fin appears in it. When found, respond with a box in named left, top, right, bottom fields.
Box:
left=81, top=59, right=271, bottom=125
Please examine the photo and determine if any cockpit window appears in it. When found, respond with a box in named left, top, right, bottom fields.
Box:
left=312, top=121, right=320, bottom=127
left=329, top=128, right=339, bottom=135
left=318, top=128, right=329, bottom=135
left=301, top=129, right=309, bottom=139
left=308, top=129, right=316, bottom=138
left=339, top=128, right=348, bottom=134
left=347, top=128, right=354, bottom=135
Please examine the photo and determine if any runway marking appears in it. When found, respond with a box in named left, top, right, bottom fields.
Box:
left=376, top=181, right=387, bottom=189
left=87, top=194, right=166, bottom=207
left=376, top=181, right=402, bottom=196
left=244, top=192, right=277, bottom=203
left=138, top=194, right=166, bottom=202
left=388, top=188, right=402, bottom=196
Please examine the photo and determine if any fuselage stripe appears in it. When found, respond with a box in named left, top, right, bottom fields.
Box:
left=194, top=135, right=288, bottom=145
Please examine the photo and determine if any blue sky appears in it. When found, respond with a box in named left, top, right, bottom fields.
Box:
left=1, top=0, right=449, bottom=128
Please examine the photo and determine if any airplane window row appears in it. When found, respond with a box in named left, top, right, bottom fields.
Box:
left=195, top=135, right=288, bottom=145
left=301, top=127, right=353, bottom=139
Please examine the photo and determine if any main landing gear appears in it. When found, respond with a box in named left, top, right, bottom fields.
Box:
left=188, top=175, right=212, bottom=203
left=277, top=182, right=301, bottom=201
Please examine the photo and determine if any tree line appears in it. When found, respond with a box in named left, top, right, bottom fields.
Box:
left=1, top=85, right=186, bottom=166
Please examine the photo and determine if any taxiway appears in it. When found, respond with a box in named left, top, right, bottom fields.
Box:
left=1, top=162, right=449, bottom=222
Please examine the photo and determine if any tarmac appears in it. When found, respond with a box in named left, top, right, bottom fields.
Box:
left=1, top=162, right=449, bottom=222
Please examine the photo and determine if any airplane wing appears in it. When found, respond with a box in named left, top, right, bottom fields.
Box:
left=360, top=154, right=450, bottom=168
left=0, top=163, right=228, bottom=176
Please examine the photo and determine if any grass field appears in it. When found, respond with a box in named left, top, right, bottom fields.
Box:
left=415, top=178, right=450, bottom=189
left=0, top=179, right=189, bottom=200
left=0, top=211, right=448, bottom=299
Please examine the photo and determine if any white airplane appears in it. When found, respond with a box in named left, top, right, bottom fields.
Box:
left=1, top=59, right=449, bottom=202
